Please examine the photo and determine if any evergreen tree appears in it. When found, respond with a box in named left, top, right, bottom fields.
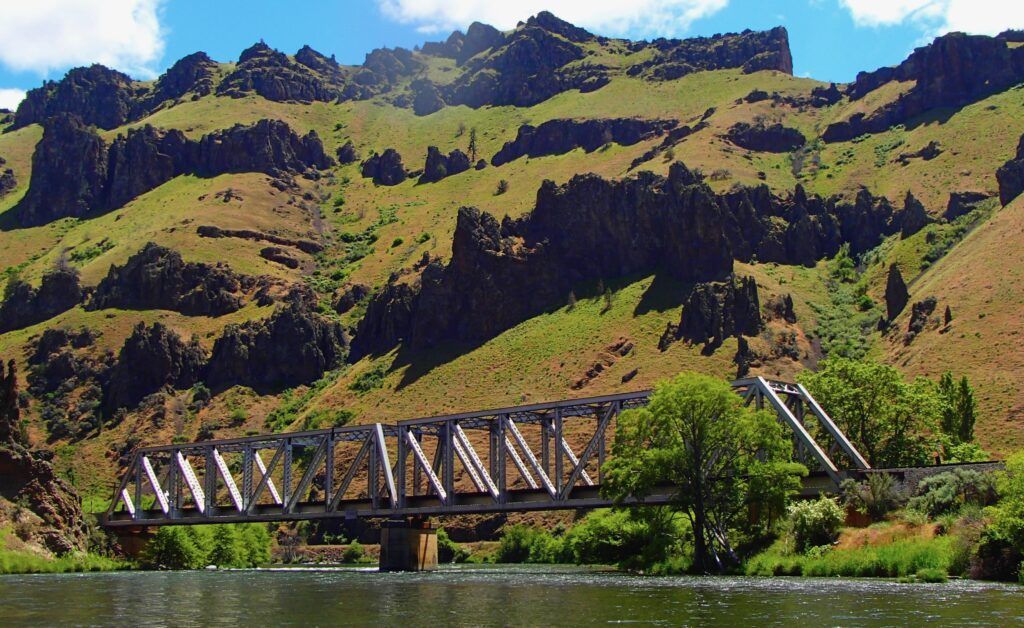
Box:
left=468, top=127, right=478, bottom=162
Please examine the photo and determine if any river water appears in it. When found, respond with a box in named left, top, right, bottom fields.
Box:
left=2, top=565, right=1022, bottom=626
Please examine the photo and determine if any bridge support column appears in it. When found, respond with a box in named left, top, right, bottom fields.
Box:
left=111, top=525, right=157, bottom=560
left=378, top=516, right=437, bottom=572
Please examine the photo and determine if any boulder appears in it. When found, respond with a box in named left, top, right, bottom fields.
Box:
left=492, top=118, right=678, bottom=166
left=420, top=146, right=471, bottom=183
left=361, top=148, right=407, bottom=185
left=334, top=283, right=370, bottom=314
left=89, top=243, right=252, bottom=316
left=205, top=300, right=347, bottom=391
left=0, top=168, right=15, bottom=196
left=765, top=293, right=797, bottom=323
left=0, top=268, right=82, bottom=333
left=336, top=140, right=359, bottom=164
left=725, top=121, right=806, bottom=153
left=997, top=134, right=1024, bottom=206
left=905, top=296, right=938, bottom=343
left=104, top=322, right=206, bottom=412
left=260, top=246, right=300, bottom=268
left=885, top=264, right=910, bottom=322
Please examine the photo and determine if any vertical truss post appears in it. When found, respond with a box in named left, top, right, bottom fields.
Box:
left=442, top=422, right=455, bottom=505
left=324, top=435, right=334, bottom=507
left=133, top=456, right=143, bottom=520
left=412, top=431, right=422, bottom=497
left=494, top=415, right=507, bottom=502
left=397, top=426, right=408, bottom=508
left=541, top=417, right=551, bottom=478
left=204, top=446, right=216, bottom=516
left=368, top=436, right=379, bottom=510
left=554, top=409, right=564, bottom=495
left=166, top=454, right=179, bottom=517
left=281, top=439, right=293, bottom=511
left=242, top=446, right=253, bottom=511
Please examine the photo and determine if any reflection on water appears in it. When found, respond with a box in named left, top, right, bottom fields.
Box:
left=2, top=564, right=1022, bottom=627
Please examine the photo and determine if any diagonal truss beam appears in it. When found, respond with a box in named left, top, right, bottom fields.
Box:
left=753, top=377, right=841, bottom=483
left=507, top=419, right=556, bottom=497
left=212, top=448, right=243, bottom=512
left=454, top=424, right=499, bottom=499
left=406, top=430, right=447, bottom=502
left=559, top=403, right=616, bottom=500
left=176, top=452, right=206, bottom=514
left=142, top=456, right=170, bottom=514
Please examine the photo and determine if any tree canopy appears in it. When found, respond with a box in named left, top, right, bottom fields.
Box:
left=601, top=372, right=806, bottom=573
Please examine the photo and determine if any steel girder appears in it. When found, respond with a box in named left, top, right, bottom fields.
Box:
left=104, top=380, right=867, bottom=527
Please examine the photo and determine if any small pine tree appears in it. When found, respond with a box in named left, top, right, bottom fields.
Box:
left=495, top=179, right=509, bottom=195
left=456, top=122, right=466, bottom=137
left=567, top=291, right=577, bottom=311
left=468, top=127, right=478, bottom=162
left=602, top=288, right=613, bottom=313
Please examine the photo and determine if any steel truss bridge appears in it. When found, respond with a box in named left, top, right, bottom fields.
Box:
left=104, top=377, right=870, bottom=528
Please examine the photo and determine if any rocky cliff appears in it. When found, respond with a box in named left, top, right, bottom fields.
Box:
left=0, top=268, right=83, bottom=333
left=104, top=322, right=206, bottom=412
left=11, top=65, right=140, bottom=131
left=353, top=166, right=904, bottom=357
left=491, top=118, right=678, bottom=166
left=16, top=117, right=332, bottom=226
left=0, top=360, right=87, bottom=554
left=824, top=32, right=1024, bottom=142
left=205, top=300, right=348, bottom=391
left=626, top=26, right=793, bottom=80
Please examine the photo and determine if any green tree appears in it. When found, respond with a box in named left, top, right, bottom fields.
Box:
left=140, top=527, right=208, bottom=570
left=601, top=372, right=806, bottom=573
left=799, top=358, right=941, bottom=468
left=468, top=127, right=478, bottom=162
left=208, top=525, right=244, bottom=568
left=938, top=372, right=977, bottom=445
left=238, top=524, right=272, bottom=567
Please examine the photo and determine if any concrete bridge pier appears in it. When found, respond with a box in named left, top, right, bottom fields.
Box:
left=378, top=516, right=438, bottom=572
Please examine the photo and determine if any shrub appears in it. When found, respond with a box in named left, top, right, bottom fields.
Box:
left=437, top=528, right=470, bottom=564
left=495, top=179, right=509, bottom=195
left=840, top=473, right=906, bottom=521
left=787, top=496, right=844, bottom=552
left=908, top=469, right=997, bottom=518
left=390, top=237, right=404, bottom=248
left=915, top=567, right=948, bottom=583
left=140, top=527, right=208, bottom=570
left=341, top=541, right=365, bottom=563
left=349, top=364, right=388, bottom=394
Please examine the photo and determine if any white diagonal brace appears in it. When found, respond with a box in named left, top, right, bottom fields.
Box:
left=213, top=448, right=244, bottom=512
left=558, top=436, right=594, bottom=486
left=797, top=383, right=870, bottom=470
left=374, top=424, right=398, bottom=508
left=406, top=431, right=448, bottom=502
left=505, top=437, right=538, bottom=489
left=452, top=437, right=486, bottom=492
left=454, top=424, right=499, bottom=499
left=142, top=456, right=170, bottom=514
left=176, top=452, right=206, bottom=514
left=254, top=449, right=283, bottom=505
left=120, top=488, right=137, bottom=517
left=756, top=377, right=841, bottom=483
left=507, top=419, right=556, bottom=497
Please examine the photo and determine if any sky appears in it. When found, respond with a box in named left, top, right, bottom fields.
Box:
left=1, top=0, right=1023, bottom=111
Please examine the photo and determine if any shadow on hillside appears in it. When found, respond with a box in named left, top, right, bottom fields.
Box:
left=389, top=339, right=486, bottom=392
left=633, top=272, right=688, bottom=317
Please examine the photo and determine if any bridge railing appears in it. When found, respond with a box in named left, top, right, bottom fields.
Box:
left=104, top=378, right=868, bottom=527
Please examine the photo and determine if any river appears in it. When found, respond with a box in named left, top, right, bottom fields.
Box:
left=2, top=565, right=1022, bottom=626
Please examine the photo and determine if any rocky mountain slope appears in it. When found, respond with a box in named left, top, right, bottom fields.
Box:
left=1, top=12, right=1023, bottom=507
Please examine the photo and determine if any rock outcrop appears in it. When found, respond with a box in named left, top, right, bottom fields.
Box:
left=196, top=225, right=322, bottom=254
left=667, top=275, right=762, bottom=350
left=12, top=65, right=139, bottom=130
left=0, top=360, right=88, bottom=554
left=885, top=264, right=910, bottom=322
left=900, top=191, right=933, bottom=238
left=16, top=117, right=333, bottom=226
left=627, top=26, right=793, bottom=80
left=944, top=191, right=991, bottom=220
left=725, top=121, right=806, bottom=152
left=824, top=32, right=1024, bottom=142
left=765, top=293, right=797, bottom=323
left=353, top=166, right=903, bottom=357
left=0, top=166, right=15, bottom=196
left=0, top=268, right=83, bottom=333
left=361, top=148, right=407, bottom=185
left=148, top=52, right=218, bottom=104
left=218, top=41, right=340, bottom=103
left=104, top=323, right=207, bottom=412
left=491, top=118, right=678, bottom=166
left=89, top=243, right=253, bottom=316
left=905, top=296, right=938, bottom=343
left=420, top=146, right=470, bottom=183
left=205, top=300, right=347, bottom=391
left=336, top=140, right=359, bottom=164
left=997, top=134, right=1024, bottom=206
left=334, top=283, right=370, bottom=314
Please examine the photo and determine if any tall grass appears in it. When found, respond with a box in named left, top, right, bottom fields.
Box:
left=0, top=549, right=125, bottom=575
left=745, top=536, right=956, bottom=578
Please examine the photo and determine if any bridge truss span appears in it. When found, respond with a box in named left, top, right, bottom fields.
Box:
left=104, top=378, right=868, bottom=527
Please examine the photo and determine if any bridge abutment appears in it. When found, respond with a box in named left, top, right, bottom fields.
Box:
left=378, top=516, right=438, bottom=572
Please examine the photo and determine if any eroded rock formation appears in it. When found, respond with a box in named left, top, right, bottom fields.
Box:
left=104, top=323, right=207, bottom=412
left=12, top=65, right=139, bottom=130
left=16, top=116, right=332, bottom=226
left=997, top=134, right=1024, bottom=206
left=89, top=243, right=253, bottom=316
left=662, top=275, right=762, bottom=351
left=420, top=146, right=471, bottom=183
left=361, top=149, right=407, bottom=185
left=725, top=121, right=806, bottom=153
left=885, top=264, right=910, bottom=322
left=0, top=268, right=83, bottom=333
left=627, top=26, right=793, bottom=80
left=491, top=118, right=678, bottom=166
left=205, top=300, right=348, bottom=391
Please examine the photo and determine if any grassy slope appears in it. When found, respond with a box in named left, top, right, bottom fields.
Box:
left=1, top=56, right=1024, bottom=500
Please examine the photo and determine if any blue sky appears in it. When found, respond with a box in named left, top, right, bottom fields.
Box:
left=1, top=0, right=1021, bottom=110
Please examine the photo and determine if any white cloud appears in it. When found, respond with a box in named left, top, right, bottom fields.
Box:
left=0, top=89, right=26, bottom=111
left=377, top=0, right=729, bottom=37
left=0, top=1, right=165, bottom=78
left=839, top=0, right=1024, bottom=36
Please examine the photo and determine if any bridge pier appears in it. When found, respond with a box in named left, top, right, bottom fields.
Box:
left=378, top=516, right=438, bottom=572
left=111, top=525, right=156, bottom=559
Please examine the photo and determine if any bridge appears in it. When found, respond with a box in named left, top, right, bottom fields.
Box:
left=104, top=376, right=869, bottom=569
